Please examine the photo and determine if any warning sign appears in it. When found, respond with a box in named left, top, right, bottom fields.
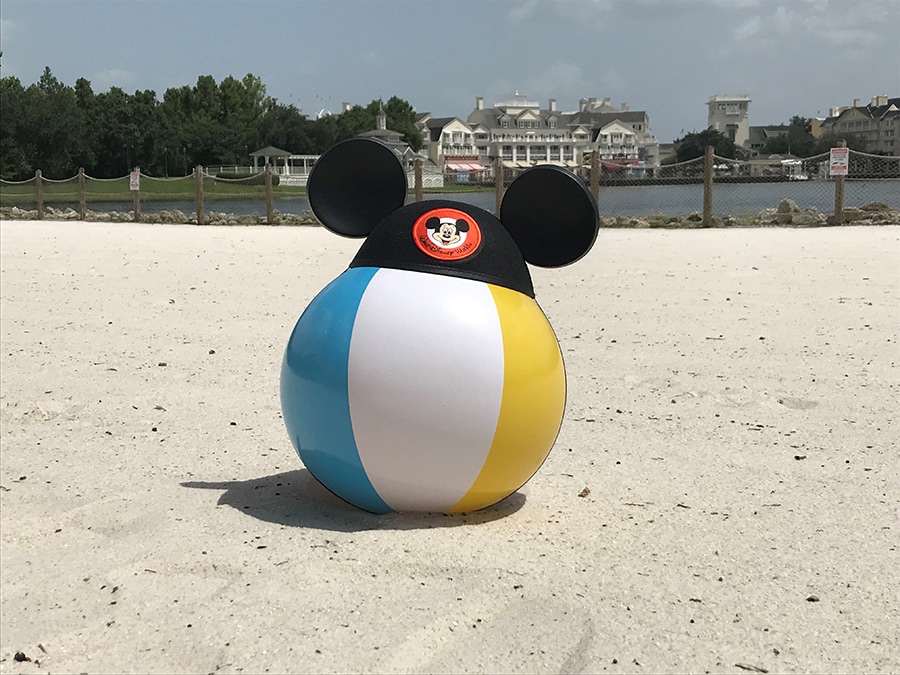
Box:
left=829, top=147, right=849, bottom=177
left=130, top=170, right=140, bottom=191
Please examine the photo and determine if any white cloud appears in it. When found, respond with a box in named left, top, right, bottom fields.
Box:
left=599, top=64, right=625, bottom=91
left=772, top=6, right=797, bottom=34
left=93, top=69, right=137, bottom=91
left=686, top=0, right=760, bottom=7
left=526, top=61, right=587, bottom=96
left=801, top=0, right=899, bottom=47
left=507, top=0, right=540, bottom=23
left=508, top=0, right=614, bottom=25
left=631, top=0, right=760, bottom=7
left=733, top=16, right=763, bottom=40
left=0, top=18, right=15, bottom=42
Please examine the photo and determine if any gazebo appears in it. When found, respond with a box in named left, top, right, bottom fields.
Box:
left=250, top=146, right=292, bottom=173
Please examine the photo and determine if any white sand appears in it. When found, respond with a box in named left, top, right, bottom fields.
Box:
left=1, top=220, right=898, bottom=674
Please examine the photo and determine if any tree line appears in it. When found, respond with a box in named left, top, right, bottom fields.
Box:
left=671, top=116, right=869, bottom=164
left=0, top=67, right=424, bottom=180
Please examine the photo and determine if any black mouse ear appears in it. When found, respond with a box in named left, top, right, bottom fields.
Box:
left=307, top=138, right=407, bottom=237
left=500, top=165, right=599, bottom=267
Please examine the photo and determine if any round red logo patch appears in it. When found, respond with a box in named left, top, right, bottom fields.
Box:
left=412, top=208, right=482, bottom=261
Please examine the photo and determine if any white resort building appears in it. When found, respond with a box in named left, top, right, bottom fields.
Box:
left=417, top=92, right=660, bottom=178
left=707, top=94, right=752, bottom=147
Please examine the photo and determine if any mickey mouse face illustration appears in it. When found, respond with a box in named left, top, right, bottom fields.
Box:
left=428, top=216, right=468, bottom=246
left=281, top=138, right=599, bottom=515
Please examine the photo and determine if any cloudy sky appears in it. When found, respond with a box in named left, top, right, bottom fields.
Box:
left=1, top=0, right=898, bottom=142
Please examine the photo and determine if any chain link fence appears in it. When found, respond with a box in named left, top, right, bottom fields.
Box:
left=2, top=150, right=898, bottom=226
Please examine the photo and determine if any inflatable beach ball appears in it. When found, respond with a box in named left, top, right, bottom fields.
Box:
left=280, top=139, right=599, bottom=514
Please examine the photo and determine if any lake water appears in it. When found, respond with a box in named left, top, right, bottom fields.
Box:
left=62, top=179, right=899, bottom=218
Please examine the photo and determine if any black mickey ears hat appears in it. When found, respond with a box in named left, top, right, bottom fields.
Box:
left=308, top=137, right=599, bottom=278
left=307, top=138, right=407, bottom=237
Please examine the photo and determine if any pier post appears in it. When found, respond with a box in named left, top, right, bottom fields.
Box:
left=194, top=165, right=205, bottom=224
left=35, top=170, right=44, bottom=220
left=78, top=168, right=86, bottom=220
left=265, top=164, right=274, bottom=224
left=132, top=167, right=141, bottom=221
left=703, top=146, right=714, bottom=227
left=414, top=159, right=423, bottom=203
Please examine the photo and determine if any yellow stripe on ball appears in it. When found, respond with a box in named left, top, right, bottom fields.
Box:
left=448, top=284, right=566, bottom=512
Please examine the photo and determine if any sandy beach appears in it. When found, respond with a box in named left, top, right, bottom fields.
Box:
left=1, top=219, right=898, bottom=674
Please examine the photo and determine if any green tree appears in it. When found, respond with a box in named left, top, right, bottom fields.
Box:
left=674, top=128, right=737, bottom=162
left=384, top=96, right=424, bottom=151
left=330, top=97, right=424, bottom=150
left=93, top=86, right=141, bottom=176
left=184, top=75, right=225, bottom=166
left=760, top=123, right=815, bottom=157
left=790, top=115, right=813, bottom=133
left=218, top=74, right=269, bottom=162
left=255, top=102, right=316, bottom=155
left=0, top=66, right=426, bottom=176
left=0, top=76, right=31, bottom=179
left=307, top=113, right=340, bottom=153
left=159, top=84, right=196, bottom=174
left=336, top=103, right=378, bottom=139
left=21, top=67, right=95, bottom=177
left=810, top=132, right=869, bottom=155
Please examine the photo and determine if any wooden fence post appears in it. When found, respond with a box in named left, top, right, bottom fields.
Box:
left=132, top=166, right=141, bottom=221
left=78, top=168, right=86, bottom=220
left=35, top=170, right=44, bottom=220
left=494, top=156, right=503, bottom=215
left=590, top=151, right=600, bottom=205
left=703, top=146, right=714, bottom=227
left=414, top=159, right=423, bottom=203
left=265, top=164, right=274, bottom=224
left=194, top=165, right=205, bottom=224
left=833, top=139, right=847, bottom=225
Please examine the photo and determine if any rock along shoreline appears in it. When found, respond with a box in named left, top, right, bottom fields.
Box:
left=1, top=199, right=898, bottom=228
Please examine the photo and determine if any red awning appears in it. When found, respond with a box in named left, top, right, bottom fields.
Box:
left=447, top=162, right=484, bottom=171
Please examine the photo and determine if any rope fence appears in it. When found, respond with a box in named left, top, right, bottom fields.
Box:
left=2, top=148, right=898, bottom=226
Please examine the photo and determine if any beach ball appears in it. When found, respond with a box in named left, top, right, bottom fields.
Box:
left=280, top=138, right=598, bottom=513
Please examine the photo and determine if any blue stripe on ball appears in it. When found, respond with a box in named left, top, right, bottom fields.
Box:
left=281, top=267, right=392, bottom=514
